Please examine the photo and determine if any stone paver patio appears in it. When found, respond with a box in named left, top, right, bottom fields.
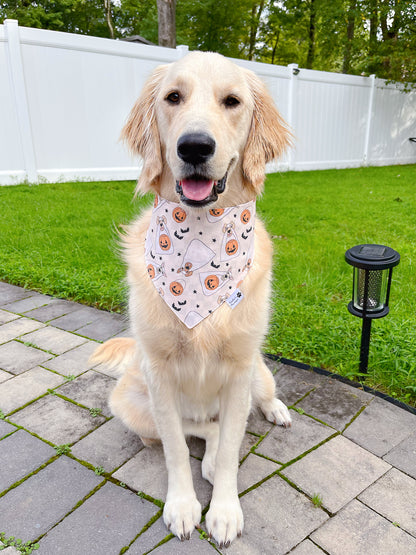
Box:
left=1, top=281, right=415, bottom=554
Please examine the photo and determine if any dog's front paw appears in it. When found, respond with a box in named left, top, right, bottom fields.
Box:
left=206, top=498, right=244, bottom=548
left=261, top=398, right=292, bottom=427
left=163, top=494, right=201, bottom=541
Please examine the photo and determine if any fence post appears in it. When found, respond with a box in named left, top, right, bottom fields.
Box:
left=363, top=74, right=375, bottom=166
left=287, top=63, right=299, bottom=171
left=176, top=44, right=189, bottom=58
left=4, top=19, right=38, bottom=183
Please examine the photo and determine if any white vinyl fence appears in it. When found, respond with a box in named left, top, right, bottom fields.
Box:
left=1, top=19, right=415, bottom=186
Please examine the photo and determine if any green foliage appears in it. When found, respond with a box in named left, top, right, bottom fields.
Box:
left=177, top=0, right=255, bottom=58
left=311, top=493, right=323, bottom=508
left=1, top=1, right=414, bottom=83
left=94, top=465, right=105, bottom=475
left=0, top=533, right=39, bottom=553
left=0, top=0, right=111, bottom=37
left=54, top=444, right=71, bottom=455
left=115, top=0, right=158, bottom=43
left=258, top=0, right=416, bottom=83
left=89, top=407, right=103, bottom=417
left=198, top=528, right=209, bottom=540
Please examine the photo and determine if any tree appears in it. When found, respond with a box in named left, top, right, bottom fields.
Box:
left=360, top=0, right=416, bottom=83
left=157, top=0, right=176, bottom=47
left=0, top=0, right=114, bottom=38
left=305, top=0, right=316, bottom=69
left=103, top=0, right=115, bottom=39
left=115, top=0, right=158, bottom=43
left=258, top=0, right=416, bottom=84
left=257, top=0, right=316, bottom=67
left=177, top=0, right=263, bottom=58
left=2, top=0, right=415, bottom=85
left=342, top=0, right=357, bottom=74
left=248, top=1, right=266, bottom=60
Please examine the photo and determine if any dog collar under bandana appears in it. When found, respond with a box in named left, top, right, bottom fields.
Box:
left=145, top=196, right=256, bottom=328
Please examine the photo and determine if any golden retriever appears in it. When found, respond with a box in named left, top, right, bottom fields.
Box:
left=91, top=51, right=292, bottom=548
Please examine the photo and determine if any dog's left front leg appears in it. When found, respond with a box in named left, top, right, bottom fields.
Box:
left=205, top=369, right=251, bottom=548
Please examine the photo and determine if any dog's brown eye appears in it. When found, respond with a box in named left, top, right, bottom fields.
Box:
left=224, top=95, right=240, bottom=107
left=166, top=91, right=181, bottom=104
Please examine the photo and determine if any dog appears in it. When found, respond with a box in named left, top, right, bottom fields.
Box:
left=91, top=51, right=292, bottom=548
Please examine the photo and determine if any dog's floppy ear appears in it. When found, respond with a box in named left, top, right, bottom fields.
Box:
left=242, top=70, right=292, bottom=194
left=120, top=65, right=168, bottom=195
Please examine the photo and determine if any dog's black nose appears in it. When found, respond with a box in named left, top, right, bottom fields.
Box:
left=177, top=133, right=216, bottom=165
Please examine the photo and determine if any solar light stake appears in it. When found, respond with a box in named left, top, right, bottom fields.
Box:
left=359, top=317, right=372, bottom=374
left=345, top=244, right=400, bottom=374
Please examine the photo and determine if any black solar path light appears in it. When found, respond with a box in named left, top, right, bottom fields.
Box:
left=345, top=244, right=400, bottom=374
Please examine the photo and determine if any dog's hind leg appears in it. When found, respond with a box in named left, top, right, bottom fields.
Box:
left=252, top=352, right=292, bottom=428
left=183, top=420, right=219, bottom=485
left=109, top=367, right=160, bottom=446
left=91, top=338, right=160, bottom=445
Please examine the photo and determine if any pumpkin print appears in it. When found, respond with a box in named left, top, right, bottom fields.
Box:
left=209, top=208, right=224, bottom=217
left=172, top=207, right=187, bottom=223
left=169, top=281, right=184, bottom=296
left=225, top=239, right=239, bottom=256
left=159, top=234, right=171, bottom=251
left=204, top=275, right=220, bottom=291
left=147, top=264, right=155, bottom=279
left=241, top=209, right=251, bottom=224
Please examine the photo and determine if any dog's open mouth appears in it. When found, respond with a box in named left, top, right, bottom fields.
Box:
left=176, top=174, right=227, bottom=207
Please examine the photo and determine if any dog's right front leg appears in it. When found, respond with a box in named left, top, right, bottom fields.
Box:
left=146, top=368, right=201, bottom=540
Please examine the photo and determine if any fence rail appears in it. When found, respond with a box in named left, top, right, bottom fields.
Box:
left=1, top=19, right=415, bottom=186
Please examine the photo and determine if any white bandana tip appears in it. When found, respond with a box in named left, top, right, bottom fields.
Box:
left=145, top=196, right=256, bottom=328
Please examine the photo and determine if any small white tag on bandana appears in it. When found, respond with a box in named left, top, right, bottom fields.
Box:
left=144, top=196, right=256, bottom=328
left=226, top=288, right=244, bottom=309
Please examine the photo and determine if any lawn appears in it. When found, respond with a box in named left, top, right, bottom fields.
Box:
left=0, top=165, right=415, bottom=406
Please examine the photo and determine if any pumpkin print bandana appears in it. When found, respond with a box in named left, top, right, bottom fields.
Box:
left=145, top=196, right=256, bottom=328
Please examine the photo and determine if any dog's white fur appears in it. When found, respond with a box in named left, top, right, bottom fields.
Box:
left=91, top=52, right=292, bottom=547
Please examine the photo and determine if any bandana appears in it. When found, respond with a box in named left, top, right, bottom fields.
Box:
left=144, top=196, right=256, bottom=328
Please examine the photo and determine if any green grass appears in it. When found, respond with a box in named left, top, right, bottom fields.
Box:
left=311, top=493, right=323, bottom=508
left=0, top=166, right=415, bottom=406
left=0, top=181, right=148, bottom=311
left=260, top=165, right=416, bottom=405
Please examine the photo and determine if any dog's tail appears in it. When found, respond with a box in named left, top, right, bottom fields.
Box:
left=89, top=337, right=136, bottom=375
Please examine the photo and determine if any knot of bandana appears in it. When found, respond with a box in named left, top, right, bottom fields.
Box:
left=144, top=196, right=256, bottom=328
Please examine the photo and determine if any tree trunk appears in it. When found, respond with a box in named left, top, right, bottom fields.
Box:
left=379, top=0, right=402, bottom=75
left=369, top=0, right=378, bottom=57
left=248, top=1, right=265, bottom=61
left=103, top=0, right=115, bottom=39
left=305, top=0, right=316, bottom=69
left=157, top=0, right=176, bottom=48
left=271, top=29, right=280, bottom=65
left=342, top=0, right=357, bottom=74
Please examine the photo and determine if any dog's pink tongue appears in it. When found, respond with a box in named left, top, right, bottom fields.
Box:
left=181, top=179, right=214, bottom=201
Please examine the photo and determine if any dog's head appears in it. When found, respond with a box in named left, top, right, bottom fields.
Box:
left=121, top=52, right=291, bottom=206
